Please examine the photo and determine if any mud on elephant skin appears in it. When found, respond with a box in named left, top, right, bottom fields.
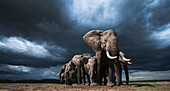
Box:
left=83, top=29, right=122, bottom=86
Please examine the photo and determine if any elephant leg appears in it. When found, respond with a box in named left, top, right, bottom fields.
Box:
left=76, top=66, right=82, bottom=85
left=81, top=67, right=86, bottom=85
left=107, top=59, right=114, bottom=87
left=103, top=60, right=108, bottom=85
left=60, top=74, right=64, bottom=85
left=86, top=75, right=90, bottom=86
left=104, top=74, right=107, bottom=85
left=114, top=59, right=122, bottom=86
left=66, top=79, right=71, bottom=85
left=123, top=64, right=129, bottom=85
left=113, top=73, right=116, bottom=85
left=96, top=51, right=102, bottom=85
left=69, top=79, right=72, bottom=85
left=65, top=71, right=69, bottom=85
left=65, top=78, right=68, bottom=85
left=113, top=66, right=116, bottom=85
left=59, top=74, right=62, bottom=84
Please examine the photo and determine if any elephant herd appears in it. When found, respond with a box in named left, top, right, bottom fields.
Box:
left=58, top=29, right=132, bottom=86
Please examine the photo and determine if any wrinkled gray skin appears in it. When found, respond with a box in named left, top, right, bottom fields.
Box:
left=64, top=61, right=77, bottom=85
left=83, top=56, right=97, bottom=86
left=83, top=29, right=122, bottom=86
left=70, top=53, right=91, bottom=85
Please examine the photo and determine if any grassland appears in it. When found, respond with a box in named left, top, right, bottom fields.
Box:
left=0, top=81, right=170, bottom=91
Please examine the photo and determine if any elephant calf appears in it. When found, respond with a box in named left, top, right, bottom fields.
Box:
left=70, top=53, right=91, bottom=85
left=64, top=61, right=77, bottom=85
left=83, top=56, right=97, bottom=86
left=58, top=63, right=68, bottom=84
left=58, top=61, right=77, bottom=85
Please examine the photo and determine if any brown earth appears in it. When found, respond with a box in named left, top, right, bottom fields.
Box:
left=0, top=82, right=170, bottom=91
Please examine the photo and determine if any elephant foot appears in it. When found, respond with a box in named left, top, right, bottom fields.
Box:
left=104, top=82, right=107, bottom=85
left=98, top=81, right=102, bottom=85
left=85, top=83, right=90, bottom=86
left=81, top=83, right=85, bottom=85
left=66, top=84, right=72, bottom=85
left=120, top=81, right=123, bottom=85
left=107, top=82, right=114, bottom=87
left=90, top=83, right=97, bottom=86
left=77, top=83, right=81, bottom=85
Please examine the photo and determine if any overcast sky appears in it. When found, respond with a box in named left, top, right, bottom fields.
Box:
left=0, top=0, right=170, bottom=80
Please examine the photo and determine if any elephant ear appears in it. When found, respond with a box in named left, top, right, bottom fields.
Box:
left=83, top=30, right=103, bottom=52
left=81, top=53, right=91, bottom=64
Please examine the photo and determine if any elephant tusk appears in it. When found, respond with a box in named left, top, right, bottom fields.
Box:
left=123, top=57, right=131, bottom=62
left=128, top=62, right=132, bottom=64
left=106, top=51, right=117, bottom=59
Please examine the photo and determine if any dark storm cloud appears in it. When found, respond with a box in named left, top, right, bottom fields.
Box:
left=0, top=0, right=72, bottom=28
left=0, top=51, right=64, bottom=68
left=0, top=64, right=61, bottom=80
left=112, top=0, right=170, bottom=71
left=0, top=0, right=76, bottom=48
left=0, top=0, right=76, bottom=65
left=69, top=0, right=170, bottom=71
left=0, top=0, right=170, bottom=80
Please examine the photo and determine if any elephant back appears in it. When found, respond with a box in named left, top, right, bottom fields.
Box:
left=71, top=55, right=81, bottom=65
left=83, top=30, right=103, bottom=52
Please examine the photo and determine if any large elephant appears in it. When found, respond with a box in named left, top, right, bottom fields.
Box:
left=83, top=56, right=97, bottom=86
left=70, top=53, right=91, bottom=85
left=83, top=29, right=121, bottom=86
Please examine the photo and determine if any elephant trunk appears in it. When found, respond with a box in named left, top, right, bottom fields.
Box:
left=106, top=51, right=117, bottom=59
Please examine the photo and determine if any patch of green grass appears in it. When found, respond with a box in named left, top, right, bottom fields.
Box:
left=135, top=86, right=170, bottom=90
left=129, top=81, right=170, bottom=85
left=136, top=86, right=159, bottom=90
left=120, top=85, right=170, bottom=90
left=122, top=81, right=170, bottom=90
left=129, top=82, right=157, bottom=85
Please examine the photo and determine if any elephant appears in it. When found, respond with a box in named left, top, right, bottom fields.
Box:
left=118, top=51, right=132, bottom=85
left=83, top=29, right=122, bottom=86
left=58, top=63, right=68, bottom=84
left=83, top=56, right=97, bottom=86
left=101, top=51, right=132, bottom=85
left=64, top=61, right=77, bottom=85
left=69, top=53, right=91, bottom=85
